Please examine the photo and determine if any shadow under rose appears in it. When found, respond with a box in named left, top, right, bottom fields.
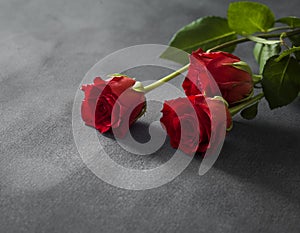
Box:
left=213, top=120, right=300, bottom=203
left=97, top=120, right=175, bottom=170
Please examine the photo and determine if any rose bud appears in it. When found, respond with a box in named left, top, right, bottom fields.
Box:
left=81, top=75, right=146, bottom=138
left=160, top=94, right=232, bottom=155
left=182, top=48, right=253, bottom=105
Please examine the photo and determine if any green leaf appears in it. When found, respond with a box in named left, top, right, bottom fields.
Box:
left=253, top=43, right=281, bottom=74
left=241, top=102, right=258, bottom=120
left=228, top=1, right=275, bottom=35
left=276, top=16, right=300, bottom=28
left=161, top=16, right=237, bottom=64
left=262, top=56, right=300, bottom=109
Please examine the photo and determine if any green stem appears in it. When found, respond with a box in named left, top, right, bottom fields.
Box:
left=207, top=37, right=248, bottom=52
left=229, top=93, right=264, bottom=116
left=208, top=28, right=300, bottom=52
left=275, top=45, right=300, bottom=62
left=144, top=64, right=189, bottom=93
left=267, top=26, right=294, bottom=32
left=265, top=28, right=300, bottom=38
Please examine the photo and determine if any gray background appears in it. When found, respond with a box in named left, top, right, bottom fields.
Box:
left=1, top=0, right=300, bottom=232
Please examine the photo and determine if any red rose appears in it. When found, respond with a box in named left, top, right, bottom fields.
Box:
left=182, top=48, right=253, bottom=105
left=160, top=94, right=232, bottom=155
left=81, top=76, right=146, bottom=138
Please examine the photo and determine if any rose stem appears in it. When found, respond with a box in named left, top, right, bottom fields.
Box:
left=208, top=28, right=300, bottom=52
left=143, top=28, right=300, bottom=93
left=143, top=64, right=189, bottom=93
left=228, top=93, right=265, bottom=117
left=267, top=26, right=296, bottom=32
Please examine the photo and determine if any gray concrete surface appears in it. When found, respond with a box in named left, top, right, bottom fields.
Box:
left=1, top=0, right=300, bottom=232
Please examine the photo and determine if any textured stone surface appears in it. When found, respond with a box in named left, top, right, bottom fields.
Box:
left=1, top=0, right=300, bottom=232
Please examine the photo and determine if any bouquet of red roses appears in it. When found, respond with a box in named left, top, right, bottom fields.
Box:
left=80, top=1, right=300, bottom=155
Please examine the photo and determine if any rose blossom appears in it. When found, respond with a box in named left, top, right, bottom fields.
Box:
left=81, top=75, right=146, bottom=138
left=160, top=94, right=232, bottom=155
left=182, top=48, right=253, bottom=105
